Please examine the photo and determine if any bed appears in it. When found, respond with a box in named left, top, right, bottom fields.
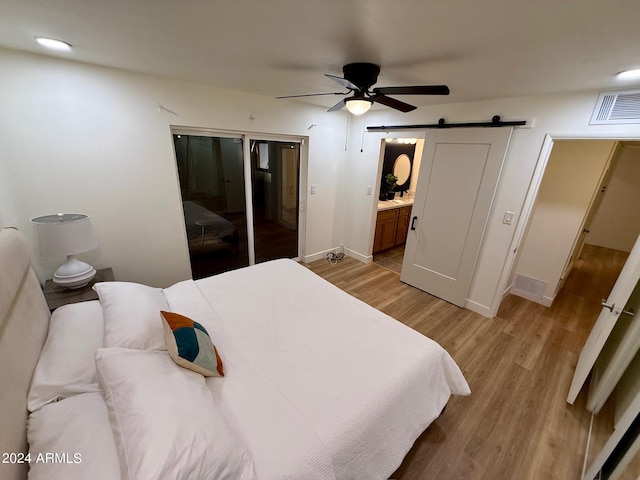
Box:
left=0, top=227, right=470, bottom=480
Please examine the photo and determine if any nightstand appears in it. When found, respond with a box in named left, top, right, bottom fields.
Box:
left=43, top=267, right=114, bottom=311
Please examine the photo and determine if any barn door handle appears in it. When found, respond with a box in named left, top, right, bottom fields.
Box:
left=411, top=216, right=418, bottom=231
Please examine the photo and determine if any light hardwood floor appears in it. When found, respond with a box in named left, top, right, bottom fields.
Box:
left=306, top=244, right=628, bottom=480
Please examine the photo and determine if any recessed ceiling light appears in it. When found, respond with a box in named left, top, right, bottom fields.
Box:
left=616, top=69, right=640, bottom=80
left=35, top=37, right=72, bottom=51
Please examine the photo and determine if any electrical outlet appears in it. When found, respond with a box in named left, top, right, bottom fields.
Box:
left=366, top=185, right=372, bottom=195
left=310, top=185, right=316, bottom=195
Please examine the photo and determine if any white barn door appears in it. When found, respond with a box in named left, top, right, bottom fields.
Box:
left=400, top=128, right=512, bottom=307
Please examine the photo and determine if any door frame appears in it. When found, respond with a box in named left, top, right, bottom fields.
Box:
left=170, top=125, right=308, bottom=268
left=558, top=142, right=620, bottom=292
left=369, top=133, right=427, bottom=258
left=245, top=134, right=306, bottom=264
left=500, top=133, right=640, bottom=315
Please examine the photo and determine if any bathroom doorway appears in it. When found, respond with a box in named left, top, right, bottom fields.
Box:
left=372, top=137, right=424, bottom=273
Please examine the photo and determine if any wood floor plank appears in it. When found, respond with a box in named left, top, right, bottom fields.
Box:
left=305, top=243, right=628, bottom=479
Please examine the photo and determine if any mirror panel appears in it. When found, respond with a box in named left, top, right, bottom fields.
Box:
left=379, top=142, right=416, bottom=199
left=393, top=154, right=411, bottom=185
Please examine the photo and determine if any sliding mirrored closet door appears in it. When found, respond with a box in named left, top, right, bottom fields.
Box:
left=250, top=140, right=300, bottom=264
left=173, top=134, right=250, bottom=278
left=173, top=132, right=302, bottom=279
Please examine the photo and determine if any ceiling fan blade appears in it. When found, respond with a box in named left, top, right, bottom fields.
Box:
left=372, top=85, right=450, bottom=96
left=325, top=74, right=359, bottom=91
left=276, top=92, right=347, bottom=99
left=371, top=94, right=416, bottom=113
left=328, top=98, right=346, bottom=112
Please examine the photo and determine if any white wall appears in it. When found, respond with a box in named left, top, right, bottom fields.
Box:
left=4, top=45, right=640, bottom=314
left=340, top=93, right=640, bottom=317
left=514, top=140, right=615, bottom=304
left=0, top=48, right=348, bottom=286
left=588, top=143, right=640, bottom=252
left=409, top=139, right=424, bottom=196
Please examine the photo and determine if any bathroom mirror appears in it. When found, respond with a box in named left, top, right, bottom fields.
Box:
left=379, top=142, right=415, bottom=200
left=393, top=154, right=411, bottom=186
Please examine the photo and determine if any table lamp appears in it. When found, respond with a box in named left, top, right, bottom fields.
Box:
left=31, top=213, right=98, bottom=288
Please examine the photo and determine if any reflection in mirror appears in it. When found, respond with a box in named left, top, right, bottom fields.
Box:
left=173, top=134, right=249, bottom=279
left=393, top=154, right=411, bottom=186
left=594, top=414, right=640, bottom=479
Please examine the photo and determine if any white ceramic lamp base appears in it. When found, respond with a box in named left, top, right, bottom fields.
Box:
left=53, top=255, right=97, bottom=289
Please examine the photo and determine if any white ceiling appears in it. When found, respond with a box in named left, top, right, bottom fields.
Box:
left=1, top=0, right=640, bottom=110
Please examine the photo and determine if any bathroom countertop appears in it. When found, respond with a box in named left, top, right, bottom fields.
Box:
left=377, top=197, right=414, bottom=211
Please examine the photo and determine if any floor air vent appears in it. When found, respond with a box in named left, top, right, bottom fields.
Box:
left=591, top=89, right=640, bottom=125
left=512, top=274, right=547, bottom=300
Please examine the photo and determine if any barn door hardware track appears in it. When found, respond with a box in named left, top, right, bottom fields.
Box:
left=366, top=115, right=526, bottom=131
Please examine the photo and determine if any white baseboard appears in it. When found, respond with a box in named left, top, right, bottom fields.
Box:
left=510, top=289, right=554, bottom=307
left=541, top=295, right=554, bottom=307
left=303, top=247, right=373, bottom=264
left=303, top=248, right=340, bottom=263
left=502, top=285, right=512, bottom=302
left=464, top=299, right=494, bottom=318
left=344, top=248, right=372, bottom=264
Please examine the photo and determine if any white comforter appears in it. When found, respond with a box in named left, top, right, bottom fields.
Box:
left=27, top=259, right=469, bottom=480
left=165, top=259, right=470, bottom=480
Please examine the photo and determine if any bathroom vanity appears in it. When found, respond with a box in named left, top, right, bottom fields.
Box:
left=373, top=198, right=413, bottom=254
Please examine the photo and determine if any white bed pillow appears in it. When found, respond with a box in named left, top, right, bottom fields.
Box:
left=93, top=281, right=169, bottom=350
left=28, top=301, right=104, bottom=412
left=27, top=392, right=121, bottom=480
left=96, top=348, right=256, bottom=480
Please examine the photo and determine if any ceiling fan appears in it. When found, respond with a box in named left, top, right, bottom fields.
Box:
left=276, top=62, right=449, bottom=115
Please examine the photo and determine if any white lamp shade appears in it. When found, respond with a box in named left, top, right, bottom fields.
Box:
left=30, top=213, right=98, bottom=257
left=345, top=98, right=372, bottom=115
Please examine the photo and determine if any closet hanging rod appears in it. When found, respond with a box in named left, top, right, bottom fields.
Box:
left=366, top=115, right=526, bottom=131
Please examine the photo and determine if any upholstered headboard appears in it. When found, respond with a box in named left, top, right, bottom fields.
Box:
left=0, top=228, right=50, bottom=480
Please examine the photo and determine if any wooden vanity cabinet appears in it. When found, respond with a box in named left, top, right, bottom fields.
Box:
left=373, top=205, right=412, bottom=254
left=374, top=209, right=398, bottom=253
left=395, top=207, right=411, bottom=246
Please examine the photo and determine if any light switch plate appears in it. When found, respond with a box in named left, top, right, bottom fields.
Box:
left=503, top=211, right=515, bottom=225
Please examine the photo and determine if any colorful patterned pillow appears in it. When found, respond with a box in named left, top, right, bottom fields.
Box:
left=160, top=311, right=224, bottom=377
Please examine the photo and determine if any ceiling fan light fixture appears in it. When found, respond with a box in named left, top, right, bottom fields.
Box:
left=35, top=37, right=72, bottom=51
left=617, top=69, right=640, bottom=80
left=345, top=98, right=372, bottom=115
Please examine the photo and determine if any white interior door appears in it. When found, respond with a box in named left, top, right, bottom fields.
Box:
left=587, top=277, right=640, bottom=413
left=567, top=234, right=640, bottom=405
left=400, top=128, right=512, bottom=307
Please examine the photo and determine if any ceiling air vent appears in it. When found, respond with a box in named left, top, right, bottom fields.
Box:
left=590, top=89, right=640, bottom=125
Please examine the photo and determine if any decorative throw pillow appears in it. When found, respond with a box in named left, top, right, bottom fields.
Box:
left=160, top=311, right=224, bottom=377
